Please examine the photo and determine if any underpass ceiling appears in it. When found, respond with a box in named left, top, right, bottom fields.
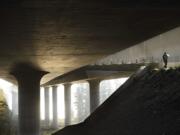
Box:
left=0, top=0, right=180, bottom=84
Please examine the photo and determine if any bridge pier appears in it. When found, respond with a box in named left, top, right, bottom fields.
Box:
left=12, top=90, right=18, bottom=117
left=11, top=64, right=47, bottom=135
left=44, top=87, right=50, bottom=128
left=52, top=85, right=58, bottom=128
left=89, top=79, right=101, bottom=113
left=64, top=83, right=72, bottom=125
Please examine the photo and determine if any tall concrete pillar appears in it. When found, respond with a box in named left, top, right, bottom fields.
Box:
left=11, top=89, right=18, bottom=133
left=89, top=79, right=101, bottom=113
left=12, top=90, right=18, bottom=117
left=64, top=83, right=71, bottom=125
left=10, top=63, right=47, bottom=135
left=52, top=85, right=58, bottom=128
left=44, top=87, right=50, bottom=127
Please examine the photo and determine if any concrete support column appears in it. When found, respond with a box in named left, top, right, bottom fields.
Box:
left=44, top=87, right=50, bottom=127
left=64, top=83, right=71, bottom=125
left=10, top=63, right=47, bottom=135
left=89, top=79, right=101, bottom=113
left=12, top=90, right=18, bottom=117
left=11, top=89, right=18, bottom=134
left=52, top=85, right=58, bottom=128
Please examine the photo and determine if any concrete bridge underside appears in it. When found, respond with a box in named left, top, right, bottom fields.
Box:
left=0, top=1, right=180, bottom=84
left=0, top=1, right=180, bottom=135
left=44, top=25, right=180, bottom=135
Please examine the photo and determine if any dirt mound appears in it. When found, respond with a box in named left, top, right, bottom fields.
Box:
left=53, top=66, right=180, bottom=135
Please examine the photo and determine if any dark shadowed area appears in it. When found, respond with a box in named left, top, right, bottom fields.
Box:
left=0, top=0, right=180, bottom=84
left=53, top=66, right=180, bottom=135
left=0, top=1, right=180, bottom=135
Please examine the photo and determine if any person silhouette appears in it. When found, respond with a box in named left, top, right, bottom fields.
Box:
left=162, top=52, right=170, bottom=68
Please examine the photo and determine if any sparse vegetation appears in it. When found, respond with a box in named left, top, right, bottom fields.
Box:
left=0, top=90, right=17, bottom=135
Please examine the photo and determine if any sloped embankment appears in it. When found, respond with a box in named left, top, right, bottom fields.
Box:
left=54, top=66, right=180, bottom=135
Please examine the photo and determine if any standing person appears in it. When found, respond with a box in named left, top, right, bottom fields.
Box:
left=162, top=52, right=170, bottom=68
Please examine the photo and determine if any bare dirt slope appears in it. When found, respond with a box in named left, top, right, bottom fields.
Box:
left=53, top=66, right=180, bottom=135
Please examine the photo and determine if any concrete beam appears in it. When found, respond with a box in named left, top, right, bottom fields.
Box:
left=96, top=27, right=180, bottom=67
left=43, top=64, right=139, bottom=86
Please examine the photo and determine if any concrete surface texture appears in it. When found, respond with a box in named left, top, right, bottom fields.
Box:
left=0, top=1, right=180, bottom=84
left=53, top=66, right=180, bottom=135
left=43, top=64, right=141, bottom=86
left=95, top=27, right=180, bottom=66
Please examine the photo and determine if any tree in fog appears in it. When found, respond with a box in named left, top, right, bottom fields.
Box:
left=76, top=84, right=90, bottom=122
left=71, top=83, right=90, bottom=123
